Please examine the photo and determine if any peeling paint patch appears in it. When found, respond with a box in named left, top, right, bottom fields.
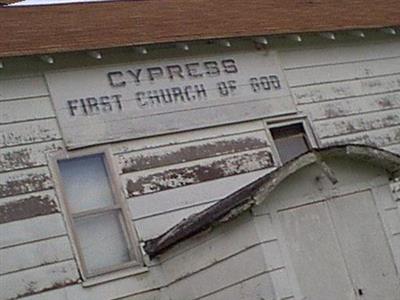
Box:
left=321, top=127, right=400, bottom=148
left=0, top=119, right=61, bottom=149
left=126, top=150, right=273, bottom=197
left=317, top=111, right=400, bottom=139
left=294, top=74, right=400, bottom=104
left=0, top=195, right=58, bottom=224
left=0, top=171, right=52, bottom=198
left=121, top=136, right=269, bottom=173
left=0, top=142, right=63, bottom=172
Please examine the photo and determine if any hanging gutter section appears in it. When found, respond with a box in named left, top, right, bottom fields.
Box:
left=0, top=0, right=400, bottom=58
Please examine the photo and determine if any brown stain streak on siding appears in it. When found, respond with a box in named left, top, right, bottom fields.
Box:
left=0, top=195, right=58, bottom=224
left=121, top=137, right=268, bottom=174
left=126, top=150, right=273, bottom=197
left=0, top=172, right=52, bottom=198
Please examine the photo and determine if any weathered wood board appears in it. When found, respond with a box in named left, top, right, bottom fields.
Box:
left=45, top=51, right=295, bottom=149
left=0, top=236, right=73, bottom=275
left=0, top=214, right=66, bottom=249
left=0, top=76, right=48, bottom=101
left=0, top=190, right=59, bottom=224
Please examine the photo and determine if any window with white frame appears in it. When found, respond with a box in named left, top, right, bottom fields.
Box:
left=268, top=119, right=316, bottom=165
left=53, top=151, right=142, bottom=278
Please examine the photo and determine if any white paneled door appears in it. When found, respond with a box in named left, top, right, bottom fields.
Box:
left=280, top=190, right=400, bottom=300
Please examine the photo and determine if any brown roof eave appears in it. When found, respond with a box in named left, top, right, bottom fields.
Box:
left=1, top=0, right=400, bottom=58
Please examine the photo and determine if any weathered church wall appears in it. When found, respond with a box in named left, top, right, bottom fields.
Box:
left=1, top=37, right=400, bottom=299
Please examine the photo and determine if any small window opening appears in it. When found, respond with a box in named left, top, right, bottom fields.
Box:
left=270, top=123, right=310, bottom=164
left=56, top=153, right=141, bottom=278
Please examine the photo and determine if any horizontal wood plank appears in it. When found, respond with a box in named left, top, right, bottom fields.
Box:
left=199, top=271, right=276, bottom=300
left=0, top=167, right=53, bottom=198
left=0, top=76, right=48, bottom=101
left=0, top=190, right=59, bottom=224
left=0, top=118, right=61, bottom=149
left=286, top=55, right=400, bottom=87
left=134, top=202, right=215, bottom=241
left=0, top=141, right=64, bottom=173
left=300, top=91, right=400, bottom=121
left=320, top=125, right=400, bottom=148
left=293, top=73, right=400, bottom=105
left=161, top=215, right=262, bottom=282
left=124, top=149, right=273, bottom=197
left=128, top=169, right=272, bottom=221
left=167, top=245, right=267, bottom=299
left=281, top=40, right=400, bottom=69
left=0, top=260, right=79, bottom=300
left=0, top=236, right=73, bottom=275
left=112, top=120, right=265, bottom=155
left=0, top=213, right=66, bottom=249
left=118, top=131, right=268, bottom=174
left=315, top=109, right=400, bottom=139
left=0, top=96, right=55, bottom=125
left=384, top=144, right=400, bottom=156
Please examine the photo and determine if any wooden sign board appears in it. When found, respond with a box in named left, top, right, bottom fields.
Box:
left=45, top=51, right=296, bottom=149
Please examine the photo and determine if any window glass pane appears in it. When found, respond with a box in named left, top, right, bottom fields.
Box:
left=74, top=211, right=131, bottom=275
left=58, top=154, right=114, bottom=213
left=275, top=134, right=309, bottom=164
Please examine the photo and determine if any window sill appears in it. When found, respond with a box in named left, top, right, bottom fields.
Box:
left=82, top=266, right=149, bottom=288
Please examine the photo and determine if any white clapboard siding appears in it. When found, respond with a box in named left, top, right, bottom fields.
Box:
left=66, top=265, right=167, bottom=300
left=384, top=144, right=400, bottom=156
left=319, top=125, right=400, bottom=148
left=292, top=73, right=400, bottom=105
left=168, top=245, right=268, bottom=300
left=133, top=202, right=215, bottom=241
left=0, top=76, right=48, bottom=102
left=18, top=265, right=168, bottom=300
left=0, top=118, right=61, bottom=149
left=0, top=235, right=73, bottom=275
left=281, top=40, right=400, bottom=69
left=0, top=166, right=53, bottom=199
left=161, top=214, right=260, bottom=281
left=0, top=97, right=55, bottom=125
left=0, top=260, right=79, bottom=300
left=112, top=289, right=168, bottom=300
left=128, top=168, right=271, bottom=221
left=198, top=272, right=276, bottom=300
left=0, top=190, right=59, bottom=225
left=314, top=109, right=400, bottom=139
left=0, top=140, right=64, bottom=173
left=122, top=148, right=273, bottom=198
left=281, top=41, right=400, bottom=153
left=112, top=120, right=265, bottom=155
left=301, top=91, right=400, bottom=121
left=117, top=130, right=269, bottom=174
left=0, top=213, right=67, bottom=249
left=285, top=56, right=400, bottom=87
